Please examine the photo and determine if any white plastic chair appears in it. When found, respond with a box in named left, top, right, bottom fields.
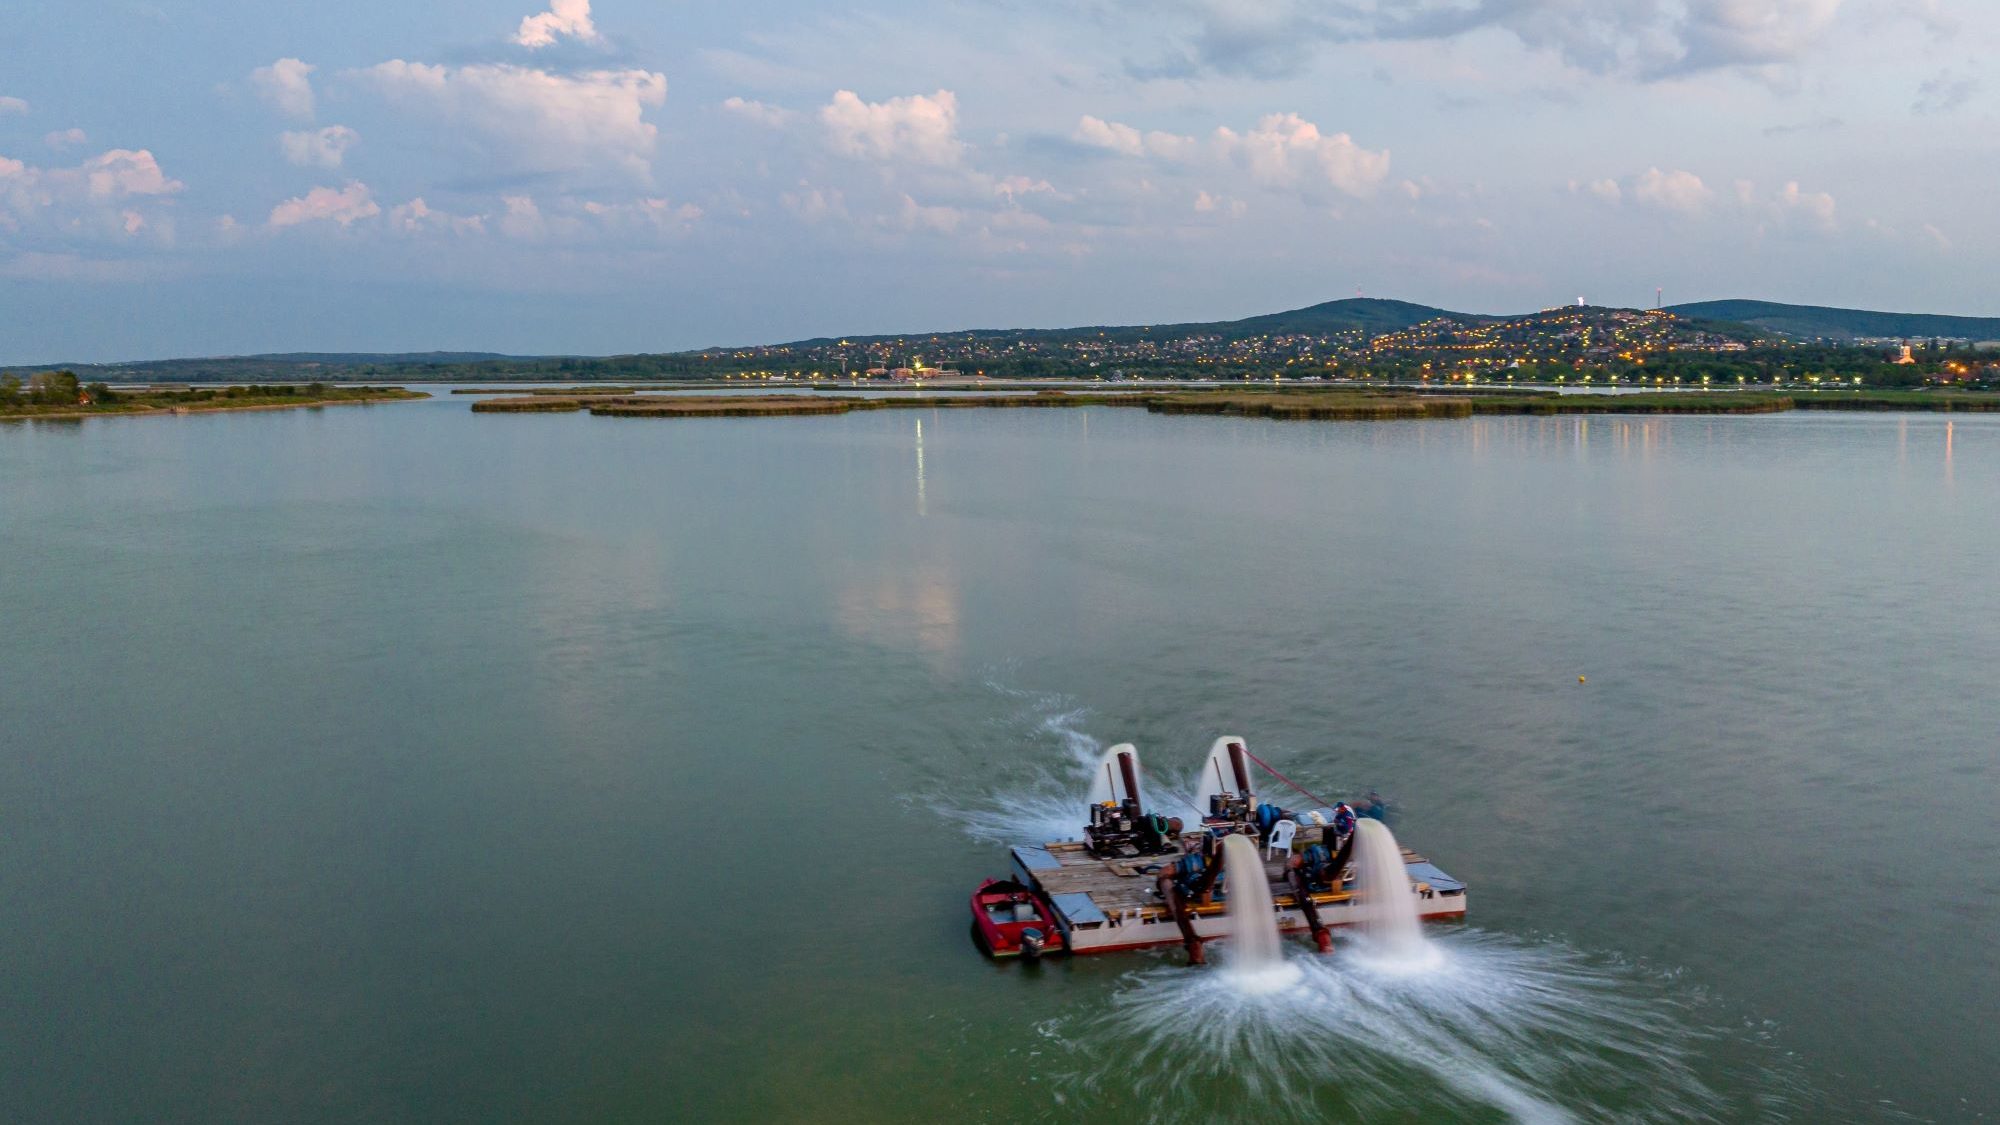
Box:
left=1265, top=819, right=1298, bottom=860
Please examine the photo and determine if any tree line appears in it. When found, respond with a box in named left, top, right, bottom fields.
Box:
left=0, top=371, right=113, bottom=408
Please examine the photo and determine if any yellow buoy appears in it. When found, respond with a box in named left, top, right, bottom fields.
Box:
left=1578, top=675, right=1587, bottom=684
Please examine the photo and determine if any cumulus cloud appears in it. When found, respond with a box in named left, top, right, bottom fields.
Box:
left=1072, top=115, right=1195, bottom=159
left=251, top=58, right=317, bottom=120
left=1587, top=167, right=1836, bottom=231
left=1134, top=0, right=1848, bottom=80
left=580, top=196, right=704, bottom=231
left=0, top=96, right=27, bottom=116
left=1631, top=166, right=1714, bottom=212
left=354, top=61, right=667, bottom=179
left=783, top=182, right=848, bottom=223
left=389, top=197, right=487, bottom=235
left=1215, top=113, right=1390, bottom=198
left=515, top=0, right=601, bottom=49
left=44, top=128, right=88, bottom=150
left=1193, top=190, right=1247, bottom=216
left=721, top=96, right=794, bottom=127
left=279, top=125, right=359, bottom=169
left=0, top=149, right=183, bottom=204
left=897, top=193, right=964, bottom=234
left=497, top=195, right=548, bottom=239
left=821, top=89, right=962, bottom=166
left=0, top=148, right=183, bottom=245
left=268, top=182, right=380, bottom=228
left=1773, top=180, right=1837, bottom=227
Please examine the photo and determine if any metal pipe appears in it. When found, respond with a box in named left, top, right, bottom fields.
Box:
left=1228, top=741, right=1253, bottom=800
left=1118, top=751, right=1142, bottom=813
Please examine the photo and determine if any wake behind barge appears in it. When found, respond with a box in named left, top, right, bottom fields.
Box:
left=971, top=737, right=1466, bottom=963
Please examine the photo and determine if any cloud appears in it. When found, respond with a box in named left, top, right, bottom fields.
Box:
left=1071, top=110, right=1385, bottom=200
left=580, top=196, right=704, bottom=231
left=783, top=182, right=847, bottom=223
left=0, top=149, right=184, bottom=202
left=1074, top=115, right=1144, bottom=155
left=820, top=89, right=962, bottom=166
left=279, top=125, right=359, bottom=169
left=251, top=58, right=317, bottom=120
left=721, top=96, right=794, bottom=127
left=268, top=182, right=380, bottom=228
left=515, top=0, right=601, bottom=49
left=1215, top=113, right=1390, bottom=198
left=78, top=150, right=184, bottom=198
left=44, top=128, right=88, bottom=150
left=1133, top=0, right=1849, bottom=80
left=353, top=62, right=667, bottom=179
left=1072, top=115, right=1195, bottom=159
left=1774, top=180, right=1836, bottom=227
left=897, top=193, right=964, bottom=234
left=389, top=197, right=487, bottom=235
left=0, top=148, right=183, bottom=245
left=1631, top=167, right=1714, bottom=212
left=0, top=96, right=27, bottom=116
left=1584, top=177, right=1623, bottom=202
left=497, top=195, right=548, bottom=239
left=1193, top=190, right=1247, bottom=216
left=1914, top=71, right=1979, bottom=115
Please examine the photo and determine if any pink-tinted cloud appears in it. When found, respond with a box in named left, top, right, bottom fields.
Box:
left=821, top=89, right=962, bottom=166
left=515, top=0, right=601, bottom=49
left=268, top=182, right=380, bottom=228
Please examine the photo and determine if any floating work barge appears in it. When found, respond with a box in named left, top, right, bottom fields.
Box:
left=973, top=737, right=1467, bottom=963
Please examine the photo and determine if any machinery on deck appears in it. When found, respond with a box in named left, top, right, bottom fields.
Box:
left=971, top=737, right=1467, bottom=964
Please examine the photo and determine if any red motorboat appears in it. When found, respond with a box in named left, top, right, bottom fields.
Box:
left=970, top=878, right=1064, bottom=959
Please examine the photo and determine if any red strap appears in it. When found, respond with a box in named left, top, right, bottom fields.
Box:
left=1238, top=745, right=1330, bottom=808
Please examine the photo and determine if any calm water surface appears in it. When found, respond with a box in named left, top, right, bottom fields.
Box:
left=2, top=397, right=1995, bottom=1122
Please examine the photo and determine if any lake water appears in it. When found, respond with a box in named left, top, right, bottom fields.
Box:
left=3, top=397, right=1994, bottom=1122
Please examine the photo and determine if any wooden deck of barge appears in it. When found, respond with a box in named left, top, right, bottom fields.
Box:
left=1020, top=839, right=1444, bottom=923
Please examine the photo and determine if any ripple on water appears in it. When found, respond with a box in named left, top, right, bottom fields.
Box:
left=1033, top=930, right=1783, bottom=1124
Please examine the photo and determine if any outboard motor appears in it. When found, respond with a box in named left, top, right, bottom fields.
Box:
left=1020, top=928, right=1047, bottom=960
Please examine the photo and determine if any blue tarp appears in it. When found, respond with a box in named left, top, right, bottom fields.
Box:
left=1050, top=892, right=1108, bottom=925
left=1011, top=845, right=1062, bottom=872
left=1407, top=861, right=1465, bottom=893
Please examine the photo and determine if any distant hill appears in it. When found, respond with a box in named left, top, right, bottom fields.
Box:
left=1668, top=300, right=2000, bottom=342
left=784, top=298, right=1471, bottom=349
left=14, top=297, right=1992, bottom=381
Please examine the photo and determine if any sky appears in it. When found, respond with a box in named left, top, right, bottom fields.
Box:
left=1, top=0, right=1995, bottom=362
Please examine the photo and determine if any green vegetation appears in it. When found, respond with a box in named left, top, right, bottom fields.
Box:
left=467, top=386, right=2000, bottom=423
left=1668, top=300, right=2000, bottom=342
left=1139, top=391, right=1796, bottom=420
left=18, top=297, right=2000, bottom=388
left=0, top=375, right=427, bottom=419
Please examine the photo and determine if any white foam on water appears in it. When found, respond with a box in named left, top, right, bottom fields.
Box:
left=1062, top=929, right=1726, bottom=1124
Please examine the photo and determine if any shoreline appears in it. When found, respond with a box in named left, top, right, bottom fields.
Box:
left=468, top=388, right=2000, bottom=421
left=0, top=390, right=429, bottom=423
